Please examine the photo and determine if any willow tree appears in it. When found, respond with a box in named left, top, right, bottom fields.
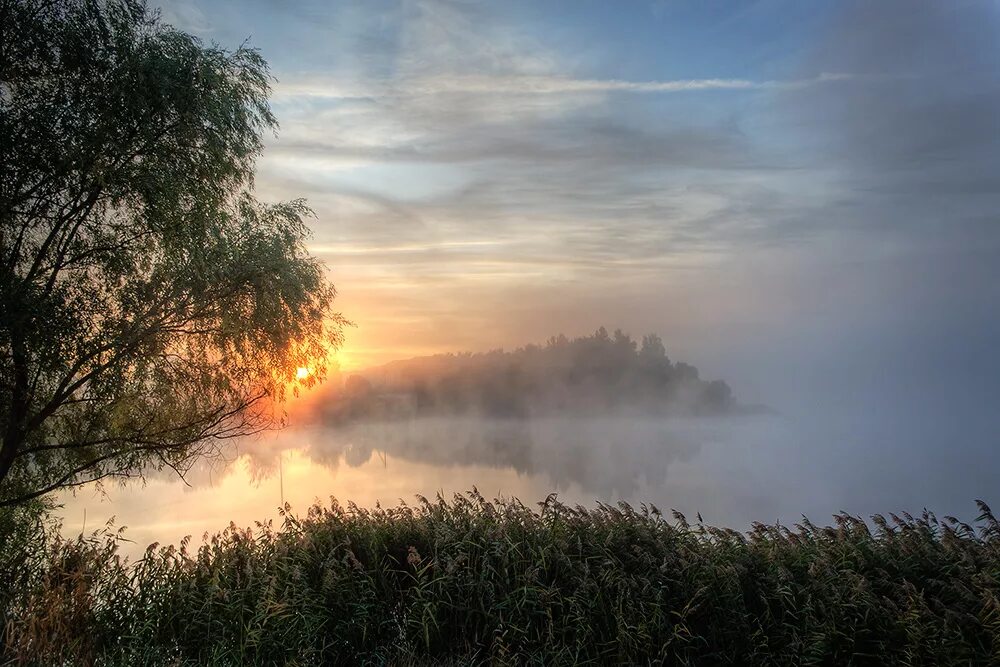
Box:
left=0, top=0, right=345, bottom=506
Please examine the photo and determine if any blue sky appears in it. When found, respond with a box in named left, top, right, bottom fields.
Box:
left=156, top=0, right=1000, bottom=415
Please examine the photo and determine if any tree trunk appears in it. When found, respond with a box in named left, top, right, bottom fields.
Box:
left=0, top=327, right=30, bottom=490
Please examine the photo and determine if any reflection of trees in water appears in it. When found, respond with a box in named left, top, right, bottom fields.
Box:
left=131, top=435, right=284, bottom=490
left=128, top=415, right=779, bottom=511
left=294, top=417, right=711, bottom=499
left=139, top=414, right=751, bottom=501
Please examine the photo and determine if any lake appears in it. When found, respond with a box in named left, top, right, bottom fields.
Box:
left=56, top=402, right=999, bottom=559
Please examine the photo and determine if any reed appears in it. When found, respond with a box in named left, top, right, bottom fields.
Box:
left=3, top=492, right=999, bottom=665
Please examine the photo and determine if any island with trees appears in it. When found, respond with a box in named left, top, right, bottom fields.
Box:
left=320, top=328, right=740, bottom=423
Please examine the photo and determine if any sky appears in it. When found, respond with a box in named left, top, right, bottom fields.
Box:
left=155, top=0, right=1000, bottom=414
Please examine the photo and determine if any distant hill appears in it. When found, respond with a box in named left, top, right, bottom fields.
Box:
left=316, top=328, right=747, bottom=422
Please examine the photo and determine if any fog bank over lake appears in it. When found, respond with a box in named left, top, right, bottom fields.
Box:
left=57, top=361, right=999, bottom=558
left=57, top=273, right=1000, bottom=556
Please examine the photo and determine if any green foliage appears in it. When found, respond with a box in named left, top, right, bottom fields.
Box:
left=0, top=0, right=344, bottom=506
left=4, top=495, right=1000, bottom=665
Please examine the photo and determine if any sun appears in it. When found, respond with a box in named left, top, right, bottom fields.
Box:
left=296, top=367, right=310, bottom=380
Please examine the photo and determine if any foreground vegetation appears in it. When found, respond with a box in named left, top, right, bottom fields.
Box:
left=2, top=493, right=999, bottom=665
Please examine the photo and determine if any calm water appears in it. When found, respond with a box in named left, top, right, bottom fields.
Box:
left=56, top=404, right=999, bottom=559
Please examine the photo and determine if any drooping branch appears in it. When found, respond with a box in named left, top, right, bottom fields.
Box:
left=0, top=389, right=270, bottom=507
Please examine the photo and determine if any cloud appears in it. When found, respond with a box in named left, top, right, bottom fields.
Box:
left=156, top=0, right=213, bottom=34
left=274, top=72, right=854, bottom=100
left=789, top=1, right=1000, bottom=194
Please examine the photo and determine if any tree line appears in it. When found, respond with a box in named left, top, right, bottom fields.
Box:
left=323, top=327, right=736, bottom=421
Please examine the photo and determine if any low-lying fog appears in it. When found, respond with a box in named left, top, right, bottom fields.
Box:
left=57, top=345, right=999, bottom=560
left=57, top=242, right=1000, bottom=559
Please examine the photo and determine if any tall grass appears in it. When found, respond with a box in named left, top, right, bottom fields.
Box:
left=4, top=492, right=1000, bottom=665
left=0, top=501, right=59, bottom=661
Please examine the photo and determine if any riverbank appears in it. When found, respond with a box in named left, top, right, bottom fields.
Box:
left=4, top=493, right=999, bottom=664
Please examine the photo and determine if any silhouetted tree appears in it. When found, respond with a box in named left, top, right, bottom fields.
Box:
left=703, top=380, right=734, bottom=413
left=639, top=334, right=667, bottom=363
left=0, top=0, right=344, bottom=506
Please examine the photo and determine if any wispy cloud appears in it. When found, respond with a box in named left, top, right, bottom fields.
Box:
left=275, top=72, right=854, bottom=100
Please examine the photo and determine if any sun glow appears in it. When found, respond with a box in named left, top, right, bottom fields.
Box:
left=296, top=367, right=311, bottom=380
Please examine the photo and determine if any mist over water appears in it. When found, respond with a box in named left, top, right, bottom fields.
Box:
left=53, top=0, right=1000, bottom=554
left=57, top=267, right=1000, bottom=555
left=56, top=344, right=999, bottom=559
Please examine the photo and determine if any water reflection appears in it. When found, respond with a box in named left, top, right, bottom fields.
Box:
left=56, top=415, right=780, bottom=557
left=282, top=417, right=710, bottom=498
left=57, top=403, right=997, bottom=561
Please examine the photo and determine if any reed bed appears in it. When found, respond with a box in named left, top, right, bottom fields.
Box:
left=3, top=492, right=1000, bottom=665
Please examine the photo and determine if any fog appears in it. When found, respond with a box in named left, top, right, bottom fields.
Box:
left=57, top=0, right=1000, bottom=547
left=60, top=344, right=997, bottom=548
left=266, top=320, right=999, bottom=523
